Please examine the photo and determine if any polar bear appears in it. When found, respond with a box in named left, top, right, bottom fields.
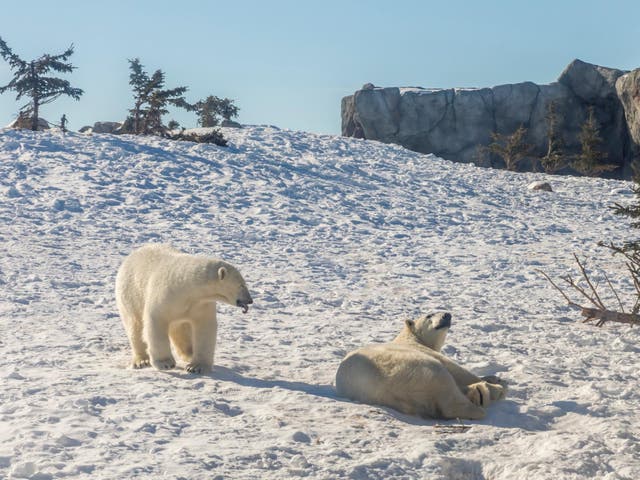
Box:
left=115, top=244, right=253, bottom=373
left=335, top=312, right=506, bottom=419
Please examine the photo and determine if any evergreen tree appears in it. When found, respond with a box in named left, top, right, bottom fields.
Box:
left=541, top=101, right=567, bottom=174
left=127, top=58, right=155, bottom=134
left=572, top=106, right=617, bottom=176
left=0, top=36, right=83, bottom=131
left=485, top=125, right=532, bottom=171
left=217, top=97, right=239, bottom=121
left=125, top=58, right=192, bottom=135
left=194, top=95, right=239, bottom=128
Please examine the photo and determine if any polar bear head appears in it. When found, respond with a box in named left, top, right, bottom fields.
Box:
left=206, top=261, right=253, bottom=313
left=405, top=312, right=451, bottom=351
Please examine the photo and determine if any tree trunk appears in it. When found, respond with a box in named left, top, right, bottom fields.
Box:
left=133, top=103, right=140, bottom=134
left=579, top=307, right=640, bottom=327
left=32, top=100, right=39, bottom=131
left=30, top=62, right=39, bottom=131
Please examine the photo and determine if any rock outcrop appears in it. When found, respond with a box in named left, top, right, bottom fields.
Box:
left=342, top=59, right=638, bottom=177
left=79, top=121, right=123, bottom=134
left=616, top=69, right=640, bottom=162
left=6, top=116, right=50, bottom=131
left=221, top=119, right=243, bottom=128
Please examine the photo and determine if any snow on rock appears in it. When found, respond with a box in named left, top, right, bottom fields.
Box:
left=528, top=180, right=553, bottom=192
left=1, top=126, right=639, bottom=479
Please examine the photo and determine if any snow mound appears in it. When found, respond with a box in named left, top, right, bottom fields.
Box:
left=1, top=126, right=639, bottom=479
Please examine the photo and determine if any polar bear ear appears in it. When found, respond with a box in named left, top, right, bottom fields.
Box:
left=218, top=266, right=227, bottom=281
left=405, top=319, right=415, bottom=331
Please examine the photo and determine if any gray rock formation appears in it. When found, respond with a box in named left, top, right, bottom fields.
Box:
left=342, top=59, right=636, bottom=177
left=221, top=119, right=243, bottom=128
left=78, top=121, right=123, bottom=134
left=528, top=181, right=553, bottom=192
left=6, top=116, right=50, bottom=130
left=616, top=69, right=640, bottom=163
left=93, top=121, right=122, bottom=134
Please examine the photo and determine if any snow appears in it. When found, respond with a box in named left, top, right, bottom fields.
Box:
left=1, top=125, right=639, bottom=479
left=398, top=87, right=484, bottom=94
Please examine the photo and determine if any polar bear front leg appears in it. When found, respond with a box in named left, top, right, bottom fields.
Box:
left=145, top=313, right=176, bottom=370
left=186, top=316, right=217, bottom=374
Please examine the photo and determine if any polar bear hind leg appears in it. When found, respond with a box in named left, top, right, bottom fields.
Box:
left=119, top=309, right=150, bottom=369
left=393, top=364, right=487, bottom=420
left=169, top=322, right=193, bottom=361
left=144, top=312, right=176, bottom=370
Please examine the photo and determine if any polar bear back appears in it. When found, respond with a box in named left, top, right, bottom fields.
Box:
left=116, top=244, right=221, bottom=320
left=117, top=245, right=177, bottom=316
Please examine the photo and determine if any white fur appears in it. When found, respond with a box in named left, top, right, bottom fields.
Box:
left=335, top=313, right=506, bottom=419
left=115, top=244, right=253, bottom=373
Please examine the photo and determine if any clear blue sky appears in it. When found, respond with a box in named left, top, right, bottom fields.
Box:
left=1, top=0, right=640, bottom=134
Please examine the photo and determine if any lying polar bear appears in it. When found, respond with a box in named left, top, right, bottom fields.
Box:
left=116, top=244, right=253, bottom=373
left=335, top=312, right=506, bottom=419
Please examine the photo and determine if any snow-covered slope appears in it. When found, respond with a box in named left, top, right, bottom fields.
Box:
left=1, top=126, right=638, bottom=479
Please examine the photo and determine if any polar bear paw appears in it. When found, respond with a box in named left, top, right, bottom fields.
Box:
left=186, top=362, right=211, bottom=374
left=467, top=382, right=491, bottom=407
left=152, top=356, right=176, bottom=370
left=467, top=381, right=505, bottom=407
left=131, top=357, right=151, bottom=369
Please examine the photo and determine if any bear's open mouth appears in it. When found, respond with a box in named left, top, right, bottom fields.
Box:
left=237, top=300, right=252, bottom=314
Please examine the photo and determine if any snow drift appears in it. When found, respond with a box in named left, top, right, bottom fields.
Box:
left=1, top=126, right=638, bottom=479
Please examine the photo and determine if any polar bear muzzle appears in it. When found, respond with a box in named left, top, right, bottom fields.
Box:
left=434, top=312, right=452, bottom=330
left=236, top=285, right=253, bottom=313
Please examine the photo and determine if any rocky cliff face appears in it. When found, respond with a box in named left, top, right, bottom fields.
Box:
left=616, top=69, right=640, bottom=164
left=342, top=60, right=639, bottom=177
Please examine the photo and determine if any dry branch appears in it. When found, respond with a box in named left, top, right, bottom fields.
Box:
left=434, top=420, right=472, bottom=434
left=537, top=257, right=640, bottom=328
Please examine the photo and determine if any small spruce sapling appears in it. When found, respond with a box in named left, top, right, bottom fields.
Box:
left=484, top=125, right=532, bottom=171
left=125, top=58, right=192, bottom=136
left=572, top=106, right=617, bottom=176
left=194, top=96, right=239, bottom=128
left=541, top=101, right=567, bottom=174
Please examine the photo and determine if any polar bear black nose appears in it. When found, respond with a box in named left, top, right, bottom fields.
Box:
left=435, top=312, right=452, bottom=329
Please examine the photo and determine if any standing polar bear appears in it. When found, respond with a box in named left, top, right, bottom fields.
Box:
left=335, top=312, right=506, bottom=419
left=116, top=244, right=253, bottom=373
